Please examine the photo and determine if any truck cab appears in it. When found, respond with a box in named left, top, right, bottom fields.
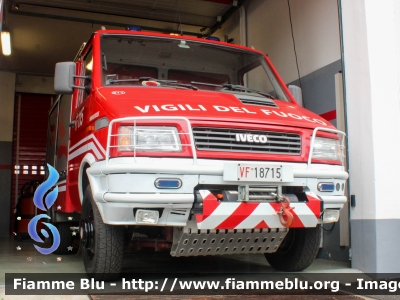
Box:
left=47, top=29, right=348, bottom=280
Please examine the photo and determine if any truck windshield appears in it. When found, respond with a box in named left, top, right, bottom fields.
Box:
left=100, top=34, right=289, bottom=101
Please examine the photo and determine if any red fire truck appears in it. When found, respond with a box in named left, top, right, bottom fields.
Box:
left=46, top=29, right=348, bottom=280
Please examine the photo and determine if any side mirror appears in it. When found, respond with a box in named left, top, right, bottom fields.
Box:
left=288, top=85, right=303, bottom=107
left=54, top=62, right=76, bottom=94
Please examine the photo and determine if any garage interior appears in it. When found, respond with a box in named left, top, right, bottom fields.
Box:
left=1, top=0, right=400, bottom=296
left=0, top=0, right=349, bottom=283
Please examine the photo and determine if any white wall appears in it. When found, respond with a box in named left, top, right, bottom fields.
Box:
left=363, top=0, right=400, bottom=219
left=246, top=0, right=297, bottom=82
left=341, top=0, right=400, bottom=273
left=0, top=72, right=16, bottom=142
left=216, top=0, right=341, bottom=83
left=287, top=0, right=341, bottom=78
left=342, top=0, right=400, bottom=220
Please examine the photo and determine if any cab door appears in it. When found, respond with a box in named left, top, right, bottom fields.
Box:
left=66, top=46, right=93, bottom=212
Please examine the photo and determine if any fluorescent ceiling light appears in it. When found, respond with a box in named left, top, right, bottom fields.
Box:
left=1, top=31, right=11, bottom=56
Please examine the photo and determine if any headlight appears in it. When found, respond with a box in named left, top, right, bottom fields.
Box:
left=118, top=126, right=182, bottom=152
left=312, top=137, right=344, bottom=163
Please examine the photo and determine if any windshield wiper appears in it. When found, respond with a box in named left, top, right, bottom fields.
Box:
left=191, top=81, right=220, bottom=87
left=168, top=82, right=198, bottom=90
left=108, top=77, right=148, bottom=84
left=189, top=81, right=275, bottom=99
left=222, top=84, right=275, bottom=99
left=108, top=77, right=176, bottom=84
left=108, top=77, right=198, bottom=90
left=108, top=77, right=197, bottom=90
left=108, top=78, right=270, bottom=96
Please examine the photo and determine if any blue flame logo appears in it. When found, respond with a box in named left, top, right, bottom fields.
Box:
left=28, top=164, right=60, bottom=255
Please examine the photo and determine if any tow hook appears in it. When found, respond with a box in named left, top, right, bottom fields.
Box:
left=272, top=193, right=294, bottom=228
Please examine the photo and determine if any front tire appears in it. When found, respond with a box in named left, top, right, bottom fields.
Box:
left=264, top=226, right=321, bottom=271
left=80, top=186, right=124, bottom=281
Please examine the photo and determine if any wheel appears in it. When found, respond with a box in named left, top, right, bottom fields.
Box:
left=53, top=222, right=73, bottom=255
left=80, top=186, right=124, bottom=281
left=264, top=226, right=321, bottom=271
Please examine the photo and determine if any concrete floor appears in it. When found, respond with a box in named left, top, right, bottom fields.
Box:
left=0, top=236, right=367, bottom=299
left=0, top=236, right=87, bottom=299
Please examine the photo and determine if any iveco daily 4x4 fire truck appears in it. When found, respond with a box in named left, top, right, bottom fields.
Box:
left=46, top=29, right=348, bottom=280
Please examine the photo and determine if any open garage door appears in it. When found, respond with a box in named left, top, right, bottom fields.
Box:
left=0, top=2, right=354, bottom=293
left=11, top=93, right=53, bottom=235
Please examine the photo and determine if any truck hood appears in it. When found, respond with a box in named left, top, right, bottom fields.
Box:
left=96, top=87, right=333, bottom=130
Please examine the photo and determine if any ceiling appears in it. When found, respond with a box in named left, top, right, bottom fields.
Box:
left=0, top=0, right=245, bottom=75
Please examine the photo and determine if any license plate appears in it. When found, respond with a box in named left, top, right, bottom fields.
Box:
left=223, top=163, right=294, bottom=182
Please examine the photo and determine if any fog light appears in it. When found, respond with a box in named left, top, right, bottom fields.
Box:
left=155, top=178, right=182, bottom=189
left=136, top=210, right=159, bottom=224
left=323, top=209, right=340, bottom=222
left=317, top=182, right=334, bottom=192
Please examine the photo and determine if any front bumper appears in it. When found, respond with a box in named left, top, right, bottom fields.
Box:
left=86, top=157, right=348, bottom=228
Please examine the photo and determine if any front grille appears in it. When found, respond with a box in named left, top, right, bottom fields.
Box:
left=192, top=127, right=301, bottom=155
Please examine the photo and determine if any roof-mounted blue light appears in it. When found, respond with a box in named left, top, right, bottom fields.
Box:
left=126, top=25, right=141, bottom=32
left=206, top=36, right=220, bottom=41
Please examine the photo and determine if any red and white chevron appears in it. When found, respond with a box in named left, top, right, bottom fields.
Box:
left=195, top=190, right=321, bottom=229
